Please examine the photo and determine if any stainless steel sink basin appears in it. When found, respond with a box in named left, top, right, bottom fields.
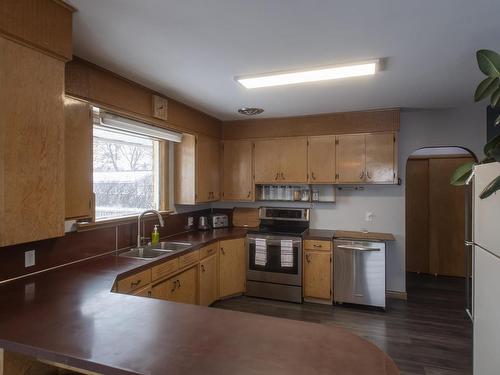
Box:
left=153, top=241, right=192, bottom=251
left=119, top=247, right=173, bottom=259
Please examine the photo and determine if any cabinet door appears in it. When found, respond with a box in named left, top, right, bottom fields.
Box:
left=152, top=267, right=198, bottom=304
left=336, top=134, right=366, bottom=183
left=0, top=37, right=65, bottom=246
left=303, top=250, right=331, bottom=300
left=219, top=238, right=246, bottom=298
left=365, top=133, right=395, bottom=183
left=199, top=254, right=218, bottom=306
left=65, top=98, right=93, bottom=219
left=174, top=133, right=196, bottom=204
left=222, top=140, right=254, bottom=201
left=308, top=136, right=336, bottom=183
left=254, top=139, right=281, bottom=183
left=279, top=138, right=308, bottom=183
left=196, top=135, right=220, bottom=202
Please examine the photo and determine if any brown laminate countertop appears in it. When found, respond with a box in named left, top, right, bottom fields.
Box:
left=334, top=230, right=396, bottom=242
left=0, top=228, right=398, bottom=375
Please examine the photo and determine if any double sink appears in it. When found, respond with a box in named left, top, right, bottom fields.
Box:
left=119, top=241, right=192, bottom=260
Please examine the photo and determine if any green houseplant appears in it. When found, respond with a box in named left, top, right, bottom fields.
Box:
left=451, top=49, right=500, bottom=198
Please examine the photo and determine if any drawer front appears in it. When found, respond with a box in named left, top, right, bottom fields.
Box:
left=199, top=243, right=218, bottom=259
left=179, top=250, right=200, bottom=269
left=304, top=240, right=332, bottom=251
left=152, top=258, right=179, bottom=281
left=117, top=269, right=152, bottom=293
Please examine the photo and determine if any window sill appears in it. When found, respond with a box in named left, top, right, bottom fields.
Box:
left=76, top=210, right=174, bottom=232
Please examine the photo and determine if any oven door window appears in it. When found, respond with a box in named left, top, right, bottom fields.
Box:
left=248, top=241, right=299, bottom=275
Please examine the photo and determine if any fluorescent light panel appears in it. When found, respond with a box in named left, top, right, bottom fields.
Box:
left=237, top=60, right=379, bottom=89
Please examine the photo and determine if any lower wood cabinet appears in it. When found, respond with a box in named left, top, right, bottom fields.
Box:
left=152, top=266, right=198, bottom=305
left=303, top=241, right=332, bottom=302
left=219, top=238, right=246, bottom=298
left=199, top=254, right=218, bottom=306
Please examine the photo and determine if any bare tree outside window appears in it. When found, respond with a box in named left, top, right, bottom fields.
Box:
left=93, top=127, right=159, bottom=219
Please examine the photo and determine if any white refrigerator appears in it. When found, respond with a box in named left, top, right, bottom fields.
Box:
left=473, top=163, right=500, bottom=374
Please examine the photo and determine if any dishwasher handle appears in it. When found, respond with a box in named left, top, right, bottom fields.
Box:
left=336, top=244, right=380, bottom=252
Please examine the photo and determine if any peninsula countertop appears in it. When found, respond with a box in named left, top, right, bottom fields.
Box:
left=0, top=228, right=398, bottom=375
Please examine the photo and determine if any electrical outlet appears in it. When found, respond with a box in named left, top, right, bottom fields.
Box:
left=25, top=250, right=35, bottom=268
left=187, top=217, right=194, bottom=227
left=365, top=212, right=374, bottom=222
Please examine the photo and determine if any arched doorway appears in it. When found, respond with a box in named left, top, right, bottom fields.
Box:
left=405, top=147, right=476, bottom=280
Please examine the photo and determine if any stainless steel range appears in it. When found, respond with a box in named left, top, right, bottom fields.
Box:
left=246, top=207, right=309, bottom=303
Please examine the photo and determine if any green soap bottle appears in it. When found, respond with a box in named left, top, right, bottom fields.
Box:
left=151, top=225, right=160, bottom=245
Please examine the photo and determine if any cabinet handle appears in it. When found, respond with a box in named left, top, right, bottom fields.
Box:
left=313, top=244, right=322, bottom=248
left=147, top=291, right=152, bottom=297
left=280, top=172, right=285, bottom=180
left=359, top=171, right=365, bottom=179
left=366, top=171, right=372, bottom=180
left=247, top=191, right=251, bottom=198
left=221, top=247, right=225, bottom=255
left=306, top=254, right=311, bottom=263
left=171, top=280, right=177, bottom=292
left=131, top=280, right=141, bottom=288
left=275, top=172, right=279, bottom=180
left=201, top=264, right=206, bottom=272
left=177, top=279, right=181, bottom=289
left=311, top=172, right=316, bottom=180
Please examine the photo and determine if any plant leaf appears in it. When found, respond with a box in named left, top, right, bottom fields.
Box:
left=484, top=133, right=500, bottom=158
left=450, top=161, right=475, bottom=186
left=492, top=87, right=500, bottom=107
left=479, top=175, right=500, bottom=199
left=477, top=50, right=500, bottom=77
left=475, top=77, right=499, bottom=101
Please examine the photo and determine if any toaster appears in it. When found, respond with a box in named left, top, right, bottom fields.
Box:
left=209, top=214, right=229, bottom=228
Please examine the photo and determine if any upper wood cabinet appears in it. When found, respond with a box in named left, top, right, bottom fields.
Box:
left=336, top=132, right=397, bottom=184
left=65, top=98, right=93, bottom=220
left=0, top=37, right=65, bottom=246
left=336, top=134, right=366, bottom=183
left=175, top=134, right=220, bottom=204
left=308, top=136, right=336, bottom=183
left=222, top=140, right=254, bottom=201
left=219, top=238, right=246, bottom=298
left=365, top=133, right=396, bottom=183
left=254, top=137, right=308, bottom=184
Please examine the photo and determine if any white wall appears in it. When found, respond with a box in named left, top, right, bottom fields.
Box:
left=213, top=104, right=487, bottom=292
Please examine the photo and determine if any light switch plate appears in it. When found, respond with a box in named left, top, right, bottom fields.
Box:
left=25, top=250, right=35, bottom=268
left=187, top=217, right=194, bottom=227
left=365, top=212, right=374, bottom=222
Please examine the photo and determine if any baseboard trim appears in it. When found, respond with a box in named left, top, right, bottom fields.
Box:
left=386, top=290, right=407, bottom=300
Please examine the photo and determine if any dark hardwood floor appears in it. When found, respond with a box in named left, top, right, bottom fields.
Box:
left=212, top=273, right=472, bottom=375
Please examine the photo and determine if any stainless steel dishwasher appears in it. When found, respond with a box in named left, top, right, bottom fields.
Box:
left=334, top=239, right=386, bottom=309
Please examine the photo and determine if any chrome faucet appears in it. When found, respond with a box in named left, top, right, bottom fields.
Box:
left=137, top=210, right=165, bottom=248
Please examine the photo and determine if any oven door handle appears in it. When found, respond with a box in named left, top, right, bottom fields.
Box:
left=247, top=237, right=301, bottom=245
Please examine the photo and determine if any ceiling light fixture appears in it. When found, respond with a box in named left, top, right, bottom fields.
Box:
left=236, top=60, right=379, bottom=89
left=238, top=107, right=264, bottom=115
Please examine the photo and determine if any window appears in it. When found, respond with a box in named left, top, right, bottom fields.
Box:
left=93, top=126, right=161, bottom=220
left=91, top=108, right=182, bottom=221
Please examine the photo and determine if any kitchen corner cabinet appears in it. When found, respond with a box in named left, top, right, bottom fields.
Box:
left=152, top=266, right=198, bottom=305
left=336, top=132, right=396, bottom=184
left=199, top=254, right=218, bottom=306
left=222, top=140, right=254, bottom=201
left=174, top=134, right=220, bottom=204
left=254, top=137, right=308, bottom=184
left=0, top=37, right=65, bottom=246
left=308, top=136, right=336, bottom=183
left=303, top=240, right=332, bottom=303
left=219, top=238, right=246, bottom=298
left=65, top=98, right=93, bottom=220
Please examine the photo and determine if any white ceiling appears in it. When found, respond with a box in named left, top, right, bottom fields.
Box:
left=68, top=0, right=500, bottom=121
